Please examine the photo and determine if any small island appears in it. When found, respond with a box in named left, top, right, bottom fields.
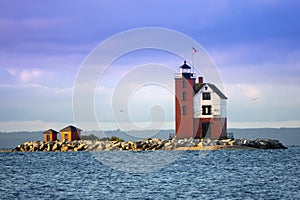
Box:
left=7, top=136, right=286, bottom=153
left=0, top=124, right=287, bottom=153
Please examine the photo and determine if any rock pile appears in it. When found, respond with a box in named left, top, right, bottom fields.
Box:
left=13, top=140, right=86, bottom=152
left=11, top=137, right=287, bottom=152
left=233, top=138, right=287, bottom=149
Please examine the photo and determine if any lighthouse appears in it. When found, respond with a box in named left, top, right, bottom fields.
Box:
left=174, top=61, right=227, bottom=139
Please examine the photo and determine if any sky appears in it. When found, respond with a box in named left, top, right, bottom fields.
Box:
left=0, top=0, right=300, bottom=132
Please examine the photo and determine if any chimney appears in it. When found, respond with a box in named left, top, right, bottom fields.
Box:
left=198, top=77, right=203, bottom=84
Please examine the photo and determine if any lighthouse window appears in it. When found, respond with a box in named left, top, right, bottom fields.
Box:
left=203, top=92, right=211, bottom=100
left=202, top=105, right=212, bottom=115
left=182, top=80, right=186, bottom=88
left=182, top=106, right=187, bottom=115
left=182, top=91, right=186, bottom=101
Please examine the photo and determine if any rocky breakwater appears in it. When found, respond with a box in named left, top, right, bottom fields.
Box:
left=13, top=140, right=86, bottom=152
left=232, top=138, right=287, bottom=149
left=10, top=137, right=287, bottom=152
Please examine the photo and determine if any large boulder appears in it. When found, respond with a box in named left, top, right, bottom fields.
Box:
left=96, top=142, right=105, bottom=151
left=32, top=141, right=40, bottom=149
left=197, top=142, right=203, bottom=148
left=29, top=145, right=39, bottom=152
left=86, top=143, right=99, bottom=151
left=193, top=139, right=201, bottom=146
left=156, top=141, right=166, bottom=150
left=45, top=143, right=51, bottom=151
left=201, top=138, right=212, bottom=146
left=163, top=142, right=174, bottom=150
left=52, top=143, right=61, bottom=151
left=228, top=141, right=234, bottom=146
left=152, top=138, right=161, bottom=144
left=39, top=142, right=45, bottom=151
left=233, top=139, right=243, bottom=146
left=105, top=145, right=120, bottom=151
left=132, top=141, right=144, bottom=150
left=61, top=146, right=69, bottom=152
left=21, top=144, right=29, bottom=152
left=105, top=142, right=113, bottom=149
left=77, top=143, right=86, bottom=151
left=182, top=142, right=193, bottom=147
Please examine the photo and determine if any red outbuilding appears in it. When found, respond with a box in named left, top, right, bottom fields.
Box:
left=60, top=125, right=82, bottom=141
left=43, top=129, right=59, bottom=142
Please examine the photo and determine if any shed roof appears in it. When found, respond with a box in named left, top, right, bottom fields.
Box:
left=195, top=83, right=227, bottom=99
left=60, top=125, right=82, bottom=132
left=43, top=129, right=59, bottom=135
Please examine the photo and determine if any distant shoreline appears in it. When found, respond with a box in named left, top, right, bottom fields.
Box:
left=1, top=127, right=300, bottom=149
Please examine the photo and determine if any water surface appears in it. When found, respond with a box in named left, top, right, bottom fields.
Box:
left=0, top=147, right=299, bottom=199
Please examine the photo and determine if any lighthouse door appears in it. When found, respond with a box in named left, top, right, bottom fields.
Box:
left=202, top=122, right=212, bottom=138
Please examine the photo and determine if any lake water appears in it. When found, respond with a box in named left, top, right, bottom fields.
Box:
left=0, top=147, right=299, bottom=199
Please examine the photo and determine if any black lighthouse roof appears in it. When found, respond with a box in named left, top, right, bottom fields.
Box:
left=180, top=61, right=191, bottom=69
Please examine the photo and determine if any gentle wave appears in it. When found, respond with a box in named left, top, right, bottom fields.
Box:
left=0, top=147, right=299, bottom=199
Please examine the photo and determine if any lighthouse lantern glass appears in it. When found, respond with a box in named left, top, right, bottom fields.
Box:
left=181, top=68, right=190, bottom=74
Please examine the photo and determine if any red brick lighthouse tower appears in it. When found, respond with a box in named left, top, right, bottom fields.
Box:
left=174, top=61, right=228, bottom=139
left=174, top=61, right=196, bottom=138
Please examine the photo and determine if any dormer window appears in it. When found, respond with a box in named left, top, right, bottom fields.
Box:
left=203, top=92, right=211, bottom=100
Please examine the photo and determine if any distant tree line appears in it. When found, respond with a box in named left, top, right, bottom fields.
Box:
left=81, top=134, right=124, bottom=142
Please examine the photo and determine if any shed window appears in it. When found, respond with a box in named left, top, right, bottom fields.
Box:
left=202, top=105, right=212, bottom=115
left=202, top=92, right=211, bottom=100
left=64, top=133, right=68, bottom=140
left=46, top=134, right=50, bottom=141
left=182, top=106, right=187, bottom=115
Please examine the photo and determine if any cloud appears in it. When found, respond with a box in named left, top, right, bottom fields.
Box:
left=224, top=83, right=300, bottom=123
left=7, top=68, right=43, bottom=83
left=207, top=40, right=300, bottom=87
left=0, top=0, right=299, bottom=131
left=0, top=120, right=69, bottom=132
left=0, top=83, right=73, bottom=122
left=225, top=84, right=261, bottom=99
left=20, top=69, right=42, bottom=82
left=0, top=17, right=71, bottom=39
